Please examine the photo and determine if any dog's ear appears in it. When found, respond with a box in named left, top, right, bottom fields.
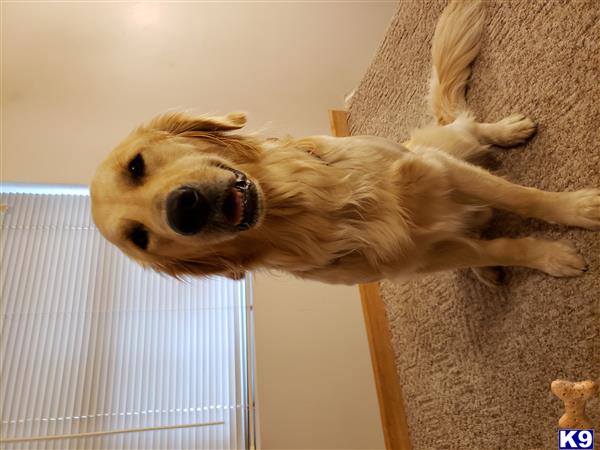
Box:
left=149, top=111, right=247, bottom=134
left=223, top=271, right=246, bottom=281
left=146, top=111, right=260, bottom=164
left=151, top=257, right=245, bottom=281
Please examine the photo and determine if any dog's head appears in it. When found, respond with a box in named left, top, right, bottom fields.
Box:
left=90, top=111, right=266, bottom=279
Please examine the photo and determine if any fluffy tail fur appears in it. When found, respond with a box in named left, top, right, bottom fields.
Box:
left=428, top=0, right=485, bottom=125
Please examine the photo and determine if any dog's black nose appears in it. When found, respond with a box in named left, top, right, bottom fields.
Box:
left=166, top=186, right=211, bottom=235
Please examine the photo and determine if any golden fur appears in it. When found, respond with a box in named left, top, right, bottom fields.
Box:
left=91, top=0, right=599, bottom=285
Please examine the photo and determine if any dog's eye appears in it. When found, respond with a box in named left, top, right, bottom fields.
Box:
left=128, top=153, right=145, bottom=179
left=129, top=226, right=149, bottom=250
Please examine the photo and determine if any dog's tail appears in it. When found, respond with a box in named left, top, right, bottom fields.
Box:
left=428, top=0, right=485, bottom=125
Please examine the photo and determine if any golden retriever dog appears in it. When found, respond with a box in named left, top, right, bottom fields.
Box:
left=91, top=0, right=599, bottom=285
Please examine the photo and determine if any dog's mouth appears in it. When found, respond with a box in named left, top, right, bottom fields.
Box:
left=222, top=170, right=259, bottom=231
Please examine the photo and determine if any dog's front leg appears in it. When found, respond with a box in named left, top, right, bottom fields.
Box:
left=436, top=153, right=600, bottom=229
left=417, top=238, right=587, bottom=277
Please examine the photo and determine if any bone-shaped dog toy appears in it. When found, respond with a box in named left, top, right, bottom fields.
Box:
left=551, top=379, right=598, bottom=429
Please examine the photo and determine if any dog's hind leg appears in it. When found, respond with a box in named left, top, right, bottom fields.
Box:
left=471, top=266, right=506, bottom=287
left=407, top=111, right=537, bottom=162
left=473, top=114, right=537, bottom=147
left=407, top=114, right=490, bottom=163
left=424, top=0, right=536, bottom=160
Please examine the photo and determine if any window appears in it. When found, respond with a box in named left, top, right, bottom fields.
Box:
left=0, top=184, right=255, bottom=449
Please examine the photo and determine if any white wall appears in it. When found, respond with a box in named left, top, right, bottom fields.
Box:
left=1, top=2, right=396, bottom=448
left=253, top=274, right=383, bottom=449
left=2, top=2, right=395, bottom=184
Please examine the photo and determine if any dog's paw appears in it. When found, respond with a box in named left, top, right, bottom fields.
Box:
left=492, top=114, right=537, bottom=147
left=533, top=240, right=588, bottom=277
left=566, top=189, right=600, bottom=230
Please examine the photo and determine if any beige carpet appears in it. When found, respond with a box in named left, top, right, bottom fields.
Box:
left=348, top=1, right=599, bottom=449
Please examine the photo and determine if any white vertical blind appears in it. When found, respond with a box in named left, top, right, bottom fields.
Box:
left=0, top=189, right=250, bottom=449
